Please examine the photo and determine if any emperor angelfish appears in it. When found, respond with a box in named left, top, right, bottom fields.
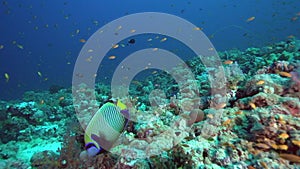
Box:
left=83, top=99, right=129, bottom=157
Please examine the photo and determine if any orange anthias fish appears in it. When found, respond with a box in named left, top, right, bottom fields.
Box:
left=249, top=102, right=256, bottom=109
left=112, top=44, right=119, bottom=49
left=256, top=80, right=265, bottom=85
left=246, top=16, right=255, bottom=22
left=224, top=60, right=233, bottom=65
left=278, top=71, right=292, bottom=78
left=193, top=27, right=203, bottom=31
left=108, top=55, right=116, bottom=60
left=278, top=133, right=289, bottom=139
left=79, top=39, right=86, bottom=43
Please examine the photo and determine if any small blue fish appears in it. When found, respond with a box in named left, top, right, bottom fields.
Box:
left=83, top=99, right=129, bottom=157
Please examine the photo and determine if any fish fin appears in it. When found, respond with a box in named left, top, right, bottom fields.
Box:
left=91, top=134, right=113, bottom=151
left=86, top=146, right=101, bottom=157
left=120, top=109, right=130, bottom=129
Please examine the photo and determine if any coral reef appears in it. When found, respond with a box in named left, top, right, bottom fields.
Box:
left=0, top=39, right=300, bottom=168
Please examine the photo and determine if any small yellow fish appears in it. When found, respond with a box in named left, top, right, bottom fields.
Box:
left=108, top=55, right=116, bottom=60
left=246, top=16, right=255, bottom=22
left=256, top=80, right=265, bottom=85
left=278, top=133, right=289, bottom=139
left=4, top=73, right=9, bottom=82
left=152, top=48, right=158, bottom=51
left=292, top=140, right=300, bottom=147
left=278, top=71, right=292, bottom=78
left=222, top=119, right=231, bottom=126
left=249, top=102, right=256, bottom=109
left=270, top=144, right=278, bottom=149
left=37, top=71, right=42, bottom=77
left=130, top=29, right=136, bottom=33
left=112, top=44, right=119, bottom=49
left=277, top=144, right=288, bottom=150
left=160, top=37, right=167, bottom=42
left=17, top=44, right=24, bottom=49
left=193, top=27, right=203, bottom=31
left=0, top=45, right=4, bottom=49
left=152, top=70, right=157, bottom=74
left=79, top=39, right=86, bottom=43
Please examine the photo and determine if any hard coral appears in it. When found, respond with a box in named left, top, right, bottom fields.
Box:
left=224, top=62, right=245, bottom=90
left=236, top=74, right=290, bottom=99
left=257, top=61, right=294, bottom=75
left=30, top=150, right=59, bottom=168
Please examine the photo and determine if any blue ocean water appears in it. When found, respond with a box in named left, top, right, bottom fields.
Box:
left=0, top=0, right=299, bottom=100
